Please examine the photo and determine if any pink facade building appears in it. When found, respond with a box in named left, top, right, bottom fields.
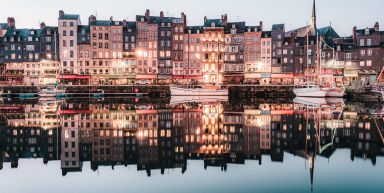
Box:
left=244, top=24, right=263, bottom=83
left=181, top=26, right=204, bottom=82
left=136, top=10, right=158, bottom=81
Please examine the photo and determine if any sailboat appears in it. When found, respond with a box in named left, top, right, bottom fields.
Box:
left=294, top=0, right=344, bottom=98
left=293, top=28, right=327, bottom=97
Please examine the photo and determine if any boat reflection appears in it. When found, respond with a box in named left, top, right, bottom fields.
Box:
left=0, top=97, right=383, bottom=188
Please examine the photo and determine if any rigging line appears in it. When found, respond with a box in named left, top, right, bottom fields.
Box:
left=373, top=118, right=384, bottom=144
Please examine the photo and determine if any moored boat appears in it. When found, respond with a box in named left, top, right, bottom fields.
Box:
left=170, top=95, right=228, bottom=105
left=293, top=85, right=327, bottom=98
left=170, top=85, right=228, bottom=96
left=39, top=86, right=66, bottom=98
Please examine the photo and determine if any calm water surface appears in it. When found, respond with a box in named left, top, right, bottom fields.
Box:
left=0, top=97, right=383, bottom=193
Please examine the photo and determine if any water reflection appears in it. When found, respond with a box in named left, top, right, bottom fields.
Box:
left=0, top=97, right=383, bottom=190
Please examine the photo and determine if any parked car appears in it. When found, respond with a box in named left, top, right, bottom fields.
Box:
left=135, top=80, right=151, bottom=85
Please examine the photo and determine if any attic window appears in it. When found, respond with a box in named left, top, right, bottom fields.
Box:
left=365, top=28, right=369, bottom=35
left=232, top=24, right=236, bottom=28
left=197, top=30, right=200, bottom=34
left=247, top=28, right=251, bottom=32
left=188, top=30, right=191, bottom=34
left=211, top=22, right=215, bottom=27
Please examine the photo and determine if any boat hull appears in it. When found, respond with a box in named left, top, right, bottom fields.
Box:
left=170, top=86, right=228, bottom=96
left=170, top=95, right=228, bottom=105
left=325, top=87, right=345, bottom=98
left=293, top=87, right=327, bottom=98
left=294, top=97, right=328, bottom=107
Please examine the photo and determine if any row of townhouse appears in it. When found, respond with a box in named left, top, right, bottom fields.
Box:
left=0, top=8, right=383, bottom=86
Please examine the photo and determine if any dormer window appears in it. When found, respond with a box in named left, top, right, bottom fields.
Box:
left=232, top=24, right=236, bottom=28
left=167, top=23, right=171, bottom=27
left=211, top=22, right=215, bottom=27
left=161, top=23, right=165, bottom=27
left=247, top=28, right=251, bottom=32
left=141, top=18, right=144, bottom=22
left=188, top=30, right=191, bottom=34
left=365, top=28, right=369, bottom=35
left=197, top=30, right=200, bottom=34
left=231, top=29, right=236, bottom=35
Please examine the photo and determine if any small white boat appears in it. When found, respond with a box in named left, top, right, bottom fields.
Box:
left=325, top=86, right=345, bottom=98
left=170, top=95, right=228, bottom=105
left=39, top=87, right=66, bottom=98
left=170, top=85, right=228, bottom=96
left=293, top=85, right=327, bottom=98
left=294, top=97, right=328, bottom=108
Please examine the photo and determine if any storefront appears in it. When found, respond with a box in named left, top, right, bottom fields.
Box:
left=271, top=74, right=294, bottom=85
left=57, top=75, right=91, bottom=85
left=244, top=73, right=271, bottom=84
left=224, top=73, right=244, bottom=84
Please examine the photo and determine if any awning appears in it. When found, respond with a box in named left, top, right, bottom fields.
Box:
left=57, top=75, right=91, bottom=80
left=271, top=74, right=294, bottom=78
left=58, top=109, right=90, bottom=115
left=358, top=70, right=378, bottom=75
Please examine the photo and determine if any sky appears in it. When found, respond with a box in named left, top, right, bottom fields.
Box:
left=0, top=0, right=383, bottom=36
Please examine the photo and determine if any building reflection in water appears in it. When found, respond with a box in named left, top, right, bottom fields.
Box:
left=0, top=98, right=384, bottom=188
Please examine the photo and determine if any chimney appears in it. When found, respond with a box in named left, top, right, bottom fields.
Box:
left=259, top=21, right=263, bottom=31
left=204, top=16, right=207, bottom=23
left=160, top=11, right=164, bottom=19
left=59, top=10, right=64, bottom=17
left=123, top=19, right=127, bottom=27
left=110, top=16, right=114, bottom=22
left=222, top=14, right=228, bottom=26
left=145, top=9, right=150, bottom=20
left=88, top=15, right=96, bottom=25
left=40, top=22, right=46, bottom=29
left=374, top=22, right=379, bottom=32
left=7, top=17, right=15, bottom=29
left=181, top=12, right=187, bottom=26
left=352, top=26, right=357, bottom=42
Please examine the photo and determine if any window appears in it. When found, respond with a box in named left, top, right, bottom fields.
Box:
left=367, top=60, right=372, bottom=66
left=346, top=53, right=352, bottom=59
left=359, top=39, right=364, bottom=46
left=26, top=45, right=35, bottom=51
left=367, top=49, right=372, bottom=56
left=367, top=39, right=372, bottom=46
